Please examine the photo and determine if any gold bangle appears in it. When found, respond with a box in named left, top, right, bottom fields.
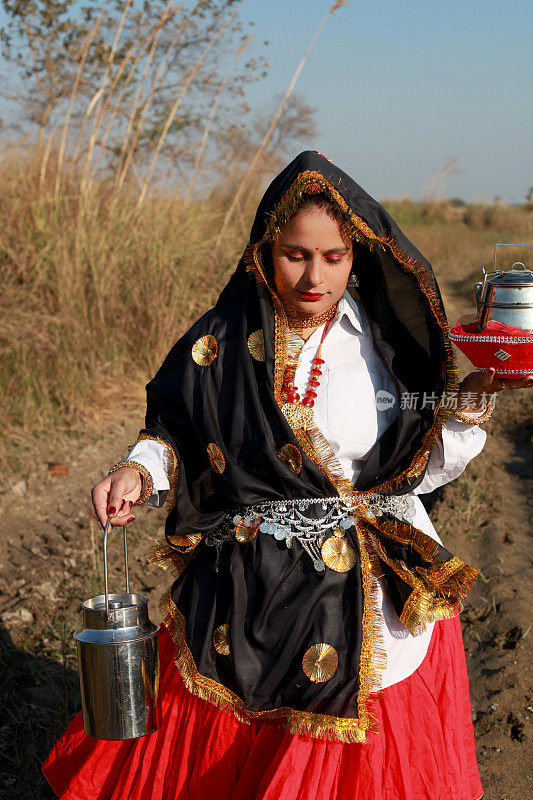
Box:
left=107, top=460, right=154, bottom=505
left=452, top=401, right=494, bottom=425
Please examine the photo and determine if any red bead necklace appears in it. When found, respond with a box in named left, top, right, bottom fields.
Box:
left=282, top=316, right=334, bottom=409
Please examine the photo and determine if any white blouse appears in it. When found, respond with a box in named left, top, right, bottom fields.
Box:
left=127, top=292, right=487, bottom=689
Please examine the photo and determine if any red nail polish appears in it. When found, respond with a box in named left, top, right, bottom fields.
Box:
left=128, top=500, right=133, bottom=508
left=126, top=516, right=135, bottom=523
left=107, top=507, right=116, bottom=516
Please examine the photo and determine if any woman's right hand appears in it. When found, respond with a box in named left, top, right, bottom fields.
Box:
left=92, top=467, right=143, bottom=528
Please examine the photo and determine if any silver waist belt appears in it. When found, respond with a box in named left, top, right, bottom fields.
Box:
left=206, top=494, right=416, bottom=574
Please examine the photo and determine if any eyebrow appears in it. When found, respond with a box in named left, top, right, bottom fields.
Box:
left=280, top=243, right=351, bottom=255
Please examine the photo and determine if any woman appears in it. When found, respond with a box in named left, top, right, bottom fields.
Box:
left=43, top=151, right=531, bottom=800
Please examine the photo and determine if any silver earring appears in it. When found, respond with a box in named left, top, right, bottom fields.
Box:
left=347, top=272, right=359, bottom=288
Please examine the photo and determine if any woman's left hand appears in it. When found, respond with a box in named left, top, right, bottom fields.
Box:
left=458, top=367, right=533, bottom=411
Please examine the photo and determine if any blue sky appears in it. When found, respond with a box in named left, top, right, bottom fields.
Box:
left=242, top=0, right=532, bottom=202
left=1, top=0, right=531, bottom=202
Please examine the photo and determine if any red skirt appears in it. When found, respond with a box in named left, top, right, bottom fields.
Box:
left=43, top=616, right=483, bottom=800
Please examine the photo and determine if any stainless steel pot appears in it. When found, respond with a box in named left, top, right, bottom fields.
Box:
left=473, top=243, right=533, bottom=331
left=73, top=519, right=161, bottom=740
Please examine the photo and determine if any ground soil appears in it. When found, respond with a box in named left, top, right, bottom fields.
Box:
left=0, top=282, right=531, bottom=800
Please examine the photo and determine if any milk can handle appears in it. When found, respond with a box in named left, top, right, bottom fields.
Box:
left=493, top=242, right=533, bottom=270
left=103, top=517, right=131, bottom=617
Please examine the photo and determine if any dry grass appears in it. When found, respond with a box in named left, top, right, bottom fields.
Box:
left=0, top=151, right=255, bottom=475
left=0, top=1, right=349, bottom=478
left=382, top=198, right=533, bottom=304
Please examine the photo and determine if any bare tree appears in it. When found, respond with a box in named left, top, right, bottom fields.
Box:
left=0, top=0, right=268, bottom=184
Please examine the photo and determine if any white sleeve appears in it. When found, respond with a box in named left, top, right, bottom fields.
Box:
left=127, top=440, right=170, bottom=508
left=413, top=410, right=487, bottom=496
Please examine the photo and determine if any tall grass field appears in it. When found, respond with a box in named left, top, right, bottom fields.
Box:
left=2, top=152, right=532, bottom=477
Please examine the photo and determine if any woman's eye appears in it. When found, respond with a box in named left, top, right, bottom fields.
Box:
left=282, top=252, right=345, bottom=263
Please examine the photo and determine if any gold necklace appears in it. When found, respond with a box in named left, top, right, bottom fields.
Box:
left=286, top=302, right=338, bottom=331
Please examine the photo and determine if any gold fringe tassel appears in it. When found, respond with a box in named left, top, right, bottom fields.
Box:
left=352, top=520, right=389, bottom=702
left=399, top=592, right=463, bottom=635
left=428, top=556, right=480, bottom=596
left=365, top=517, right=441, bottom=561
left=149, top=539, right=187, bottom=578
left=361, top=523, right=479, bottom=635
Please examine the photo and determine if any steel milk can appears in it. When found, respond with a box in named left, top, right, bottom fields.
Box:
left=73, top=519, right=161, bottom=740
left=449, top=242, right=533, bottom=378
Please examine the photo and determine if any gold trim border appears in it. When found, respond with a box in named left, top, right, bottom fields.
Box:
left=161, top=591, right=369, bottom=742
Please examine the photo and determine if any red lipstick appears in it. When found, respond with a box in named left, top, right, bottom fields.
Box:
left=297, top=291, right=324, bottom=302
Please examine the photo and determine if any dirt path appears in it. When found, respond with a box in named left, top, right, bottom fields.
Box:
left=1, top=319, right=531, bottom=800
left=428, top=388, right=532, bottom=800
left=429, top=277, right=533, bottom=800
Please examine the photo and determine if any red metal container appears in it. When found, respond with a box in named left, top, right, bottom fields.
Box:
left=448, top=243, right=533, bottom=379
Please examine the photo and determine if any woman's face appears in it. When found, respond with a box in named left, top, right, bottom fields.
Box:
left=271, top=206, right=353, bottom=318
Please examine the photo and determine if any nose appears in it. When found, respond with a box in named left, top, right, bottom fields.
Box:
left=302, top=255, right=324, bottom=288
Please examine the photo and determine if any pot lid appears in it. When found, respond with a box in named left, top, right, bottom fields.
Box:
left=489, top=268, right=533, bottom=286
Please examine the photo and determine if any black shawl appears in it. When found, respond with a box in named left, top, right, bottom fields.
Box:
left=137, top=151, right=478, bottom=742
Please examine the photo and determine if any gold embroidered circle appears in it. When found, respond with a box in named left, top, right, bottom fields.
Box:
left=213, top=623, right=230, bottom=656
left=207, top=443, right=225, bottom=474
left=278, top=443, right=302, bottom=475
left=168, top=532, right=202, bottom=552
left=281, top=403, right=313, bottom=431
left=247, top=330, right=265, bottom=362
left=235, top=519, right=259, bottom=543
left=302, top=643, right=338, bottom=683
left=191, top=335, right=218, bottom=366
left=321, top=535, right=358, bottom=573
